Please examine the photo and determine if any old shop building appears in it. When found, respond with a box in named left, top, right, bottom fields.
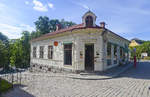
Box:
left=30, top=11, right=130, bottom=73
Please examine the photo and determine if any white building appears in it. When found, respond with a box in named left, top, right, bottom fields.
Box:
left=141, top=52, right=148, bottom=59
left=30, top=11, right=130, bottom=73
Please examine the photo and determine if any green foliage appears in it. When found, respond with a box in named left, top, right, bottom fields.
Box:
left=9, top=39, right=23, bottom=67
left=143, top=57, right=150, bottom=60
left=0, top=16, right=76, bottom=69
left=129, top=41, right=150, bottom=59
left=0, top=32, right=8, bottom=44
left=0, top=40, right=9, bottom=68
left=20, top=31, right=31, bottom=67
left=60, top=19, right=76, bottom=28
left=0, top=78, right=12, bottom=93
left=0, top=32, right=9, bottom=68
left=9, top=31, right=31, bottom=68
left=33, top=16, right=76, bottom=39
left=34, top=16, right=51, bottom=35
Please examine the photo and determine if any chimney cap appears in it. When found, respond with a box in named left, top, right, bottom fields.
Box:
left=100, top=22, right=106, bottom=24
left=100, top=22, right=106, bottom=28
left=56, top=24, right=61, bottom=31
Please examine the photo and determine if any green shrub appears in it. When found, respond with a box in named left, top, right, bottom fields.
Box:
left=0, top=79, right=12, bottom=93
left=144, top=57, right=150, bottom=60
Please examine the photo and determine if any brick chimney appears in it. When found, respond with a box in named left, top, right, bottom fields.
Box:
left=100, top=22, right=106, bottom=28
left=56, top=24, right=61, bottom=31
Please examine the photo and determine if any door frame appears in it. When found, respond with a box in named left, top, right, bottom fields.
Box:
left=84, top=43, right=94, bottom=71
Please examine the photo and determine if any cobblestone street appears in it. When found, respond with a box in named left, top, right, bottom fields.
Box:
left=2, top=61, right=150, bottom=97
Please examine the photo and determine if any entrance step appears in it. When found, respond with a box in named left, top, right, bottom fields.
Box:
left=80, top=72, right=97, bottom=75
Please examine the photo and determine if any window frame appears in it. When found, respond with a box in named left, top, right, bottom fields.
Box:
left=64, top=43, right=72, bottom=65
left=48, top=45, right=53, bottom=59
left=85, top=15, right=93, bottom=27
left=107, top=42, right=112, bottom=66
left=39, top=46, right=44, bottom=59
left=33, top=46, right=37, bottom=58
left=114, top=45, right=117, bottom=64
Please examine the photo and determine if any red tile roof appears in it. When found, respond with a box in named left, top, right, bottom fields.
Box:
left=31, top=23, right=101, bottom=42
left=31, top=23, right=129, bottom=42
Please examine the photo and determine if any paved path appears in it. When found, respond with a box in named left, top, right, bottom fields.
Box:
left=1, top=61, right=150, bottom=97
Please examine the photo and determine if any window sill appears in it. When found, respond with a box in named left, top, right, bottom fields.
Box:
left=64, top=64, right=72, bottom=67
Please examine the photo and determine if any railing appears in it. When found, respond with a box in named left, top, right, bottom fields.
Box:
left=0, top=68, right=23, bottom=88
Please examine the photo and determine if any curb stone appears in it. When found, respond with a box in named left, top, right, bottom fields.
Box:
left=66, top=64, right=133, bottom=80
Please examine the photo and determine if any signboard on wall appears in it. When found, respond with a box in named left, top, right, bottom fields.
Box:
left=54, top=41, right=58, bottom=46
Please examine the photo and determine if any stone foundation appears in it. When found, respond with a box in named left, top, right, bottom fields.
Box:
left=30, top=63, right=80, bottom=74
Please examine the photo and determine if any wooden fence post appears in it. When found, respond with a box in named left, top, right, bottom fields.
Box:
left=11, top=72, right=14, bottom=88
left=0, top=77, right=1, bottom=95
left=20, top=71, right=21, bottom=85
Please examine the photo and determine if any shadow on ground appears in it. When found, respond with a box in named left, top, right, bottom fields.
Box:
left=119, top=61, right=150, bottom=80
left=1, top=84, right=35, bottom=97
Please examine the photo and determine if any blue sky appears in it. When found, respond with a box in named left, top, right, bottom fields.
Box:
left=0, top=0, right=150, bottom=40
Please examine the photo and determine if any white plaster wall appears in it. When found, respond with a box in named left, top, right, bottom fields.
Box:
left=31, top=30, right=104, bottom=71
left=105, top=31, right=130, bottom=69
left=75, top=32, right=103, bottom=71
left=31, top=34, right=77, bottom=70
left=30, top=29, right=129, bottom=72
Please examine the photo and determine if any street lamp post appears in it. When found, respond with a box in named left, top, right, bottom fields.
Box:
left=133, top=48, right=136, bottom=68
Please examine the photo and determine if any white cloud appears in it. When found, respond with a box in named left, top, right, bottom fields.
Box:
left=33, top=0, right=48, bottom=12
left=70, top=1, right=89, bottom=10
left=25, top=1, right=29, bottom=5
left=19, top=24, right=35, bottom=32
left=82, top=4, right=89, bottom=10
left=0, top=23, right=35, bottom=39
left=48, top=3, right=54, bottom=9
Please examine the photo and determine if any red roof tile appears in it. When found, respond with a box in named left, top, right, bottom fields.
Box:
left=31, top=23, right=101, bottom=42
left=31, top=23, right=129, bottom=42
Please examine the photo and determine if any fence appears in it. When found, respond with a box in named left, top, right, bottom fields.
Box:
left=0, top=68, right=23, bottom=88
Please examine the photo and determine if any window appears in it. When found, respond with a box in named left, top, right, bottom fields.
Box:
left=120, top=47, right=125, bottom=61
left=114, top=45, right=117, bottom=64
left=33, top=47, right=36, bottom=58
left=120, top=47, right=123, bottom=58
left=85, top=16, right=93, bottom=27
left=64, top=44, right=72, bottom=65
left=107, top=42, right=111, bottom=59
left=48, top=46, right=53, bottom=59
left=40, top=46, right=44, bottom=58
left=107, top=42, right=111, bottom=66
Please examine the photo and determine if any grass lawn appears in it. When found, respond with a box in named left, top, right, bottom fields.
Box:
left=0, top=78, right=12, bottom=94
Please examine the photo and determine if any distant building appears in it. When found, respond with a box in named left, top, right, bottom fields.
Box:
left=141, top=52, right=148, bottom=59
left=129, top=38, right=144, bottom=47
left=30, top=11, right=130, bottom=73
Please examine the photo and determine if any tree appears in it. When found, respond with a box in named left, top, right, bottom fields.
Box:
left=0, top=40, right=9, bottom=68
left=0, top=16, right=76, bottom=69
left=34, top=16, right=51, bottom=35
left=34, top=16, right=76, bottom=38
left=20, top=31, right=31, bottom=67
left=0, top=32, right=8, bottom=43
left=9, top=31, right=31, bottom=68
left=49, top=19, right=60, bottom=32
left=140, top=41, right=150, bottom=56
left=60, top=19, right=76, bottom=28
left=9, top=39, right=23, bottom=68
left=129, top=41, right=150, bottom=60
left=31, top=31, right=40, bottom=39
left=0, top=33, right=9, bottom=69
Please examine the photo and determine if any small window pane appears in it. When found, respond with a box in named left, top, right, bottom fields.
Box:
left=48, top=46, right=53, bottom=59
left=40, top=46, right=44, bottom=58
left=107, top=42, right=111, bottom=66
left=64, top=44, right=72, bottom=65
left=114, top=45, right=117, bottom=64
left=33, top=47, right=36, bottom=58
left=86, top=16, right=93, bottom=27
